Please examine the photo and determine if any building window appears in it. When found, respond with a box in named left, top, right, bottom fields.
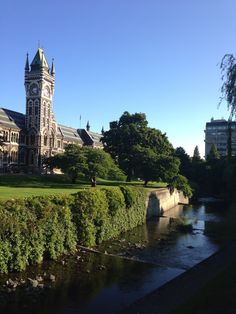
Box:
left=29, top=106, right=32, bottom=115
left=44, top=136, right=47, bottom=146
left=35, top=106, right=39, bottom=115
left=29, top=151, right=34, bottom=165
left=19, top=150, right=25, bottom=164
left=20, top=135, right=25, bottom=144
left=30, top=134, right=35, bottom=145
left=57, top=140, right=61, bottom=148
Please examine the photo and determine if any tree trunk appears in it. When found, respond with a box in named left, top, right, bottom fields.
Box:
left=144, top=180, right=148, bottom=186
left=91, top=176, right=96, bottom=187
left=126, top=174, right=132, bottom=182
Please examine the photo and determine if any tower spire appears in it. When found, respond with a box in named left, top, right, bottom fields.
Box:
left=25, top=53, right=29, bottom=72
left=51, top=58, right=55, bottom=76
left=86, top=121, right=90, bottom=132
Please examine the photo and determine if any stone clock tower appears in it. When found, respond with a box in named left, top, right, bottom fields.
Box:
left=24, top=48, right=58, bottom=171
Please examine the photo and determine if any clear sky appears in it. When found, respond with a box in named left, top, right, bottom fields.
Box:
left=1, top=0, right=236, bottom=157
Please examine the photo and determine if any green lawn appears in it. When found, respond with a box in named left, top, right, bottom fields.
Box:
left=0, top=175, right=166, bottom=201
left=0, top=175, right=86, bottom=201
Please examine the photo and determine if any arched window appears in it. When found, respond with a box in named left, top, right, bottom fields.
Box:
left=44, top=135, right=48, bottom=146
left=34, top=99, right=39, bottom=116
left=30, top=134, right=35, bottom=145
left=29, top=151, right=34, bottom=165
left=43, top=102, right=46, bottom=116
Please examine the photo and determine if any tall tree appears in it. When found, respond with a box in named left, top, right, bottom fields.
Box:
left=102, top=111, right=175, bottom=183
left=220, top=54, right=236, bottom=118
left=174, top=147, right=192, bottom=179
left=207, top=144, right=220, bottom=162
left=102, top=112, right=149, bottom=181
left=193, top=146, right=201, bottom=160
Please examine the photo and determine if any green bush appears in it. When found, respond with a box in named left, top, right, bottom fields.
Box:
left=72, top=189, right=109, bottom=246
left=102, top=187, right=147, bottom=240
left=102, top=187, right=126, bottom=217
left=0, top=196, right=77, bottom=273
left=168, top=175, right=193, bottom=198
left=0, top=186, right=147, bottom=273
left=119, top=185, right=136, bottom=208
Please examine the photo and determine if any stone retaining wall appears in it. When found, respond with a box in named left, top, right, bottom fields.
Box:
left=146, top=188, right=189, bottom=218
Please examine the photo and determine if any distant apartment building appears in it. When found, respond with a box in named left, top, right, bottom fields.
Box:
left=204, top=118, right=236, bottom=157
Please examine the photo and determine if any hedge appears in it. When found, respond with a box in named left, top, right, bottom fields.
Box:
left=0, top=186, right=147, bottom=273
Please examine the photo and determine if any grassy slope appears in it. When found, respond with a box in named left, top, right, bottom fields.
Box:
left=0, top=175, right=166, bottom=201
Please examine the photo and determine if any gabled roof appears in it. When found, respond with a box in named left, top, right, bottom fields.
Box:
left=78, top=129, right=103, bottom=147
left=31, top=48, right=49, bottom=70
left=0, top=108, right=25, bottom=130
left=58, top=124, right=83, bottom=144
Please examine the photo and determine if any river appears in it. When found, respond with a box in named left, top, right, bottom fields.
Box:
left=0, top=201, right=230, bottom=314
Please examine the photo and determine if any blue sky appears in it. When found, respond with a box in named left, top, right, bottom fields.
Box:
left=1, top=0, right=236, bottom=157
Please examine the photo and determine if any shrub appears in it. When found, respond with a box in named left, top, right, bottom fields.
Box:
left=119, top=186, right=136, bottom=208
left=168, top=175, right=193, bottom=198
left=72, top=189, right=109, bottom=246
left=169, top=217, right=193, bottom=233
left=102, top=187, right=126, bottom=217
left=0, top=196, right=77, bottom=273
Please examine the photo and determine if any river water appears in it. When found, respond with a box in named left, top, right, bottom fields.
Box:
left=0, top=201, right=230, bottom=314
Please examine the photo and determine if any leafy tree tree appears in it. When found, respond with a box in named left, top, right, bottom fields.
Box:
left=134, top=147, right=159, bottom=185
left=102, top=111, right=148, bottom=181
left=45, top=144, right=124, bottom=186
left=102, top=111, right=175, bottom=183
left=45, top=144, right=88, bottom=183
left=82, top=146, right=125, bottom=186
left=220, top=54, right=236, bottom=118
left=174, top=147, right=192, bottom=179
left=207, top=144, right=220, bottom=162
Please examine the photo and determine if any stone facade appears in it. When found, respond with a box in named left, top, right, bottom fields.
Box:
left=0, top=48, right=103, bottom=173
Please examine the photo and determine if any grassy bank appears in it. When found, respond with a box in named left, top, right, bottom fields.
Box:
left=0, top=174, right=166, bottom=201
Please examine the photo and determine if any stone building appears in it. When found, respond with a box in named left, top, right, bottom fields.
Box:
left=204, top=118, right=236, bottom=157
left=0, top=48, right=102, bottom=173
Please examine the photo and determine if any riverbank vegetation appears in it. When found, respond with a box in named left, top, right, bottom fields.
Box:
left=174, top=145, right=236, bottom=202
left=0, top=186, right=146, bottom=273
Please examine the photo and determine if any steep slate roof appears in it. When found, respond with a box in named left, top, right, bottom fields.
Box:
left=0, top=108, right=25, bottom=130
left=78, top=129, right=103, bottom=147
left=30, top=48, right=49, bottom=70
left=58, top=124, right=83, bottom=144
left=87, top=130, right=103, bottom=147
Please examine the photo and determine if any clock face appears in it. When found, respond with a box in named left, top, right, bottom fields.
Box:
left=29, top=84, right=38, bottom=96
